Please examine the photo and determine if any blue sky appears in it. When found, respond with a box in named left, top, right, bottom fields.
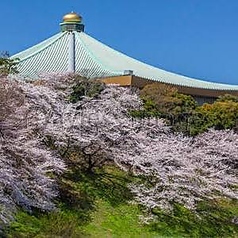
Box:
left=1, top=0, right=238, bottom=85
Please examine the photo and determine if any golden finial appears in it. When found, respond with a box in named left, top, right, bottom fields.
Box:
left=63, top=12, right=82, bottom=23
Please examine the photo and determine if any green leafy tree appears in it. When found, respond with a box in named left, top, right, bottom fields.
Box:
left=216, top=93, right=238, bottom=103
left=140, top=83, right=197, bottom=117
left=69, top=75, right=105, bottom=103
left=133, top=84, right=238, bottom=135
left=131, top=83, right=198, bottom=134
left=0, top=51, right=19, bottom=76
left=196, top=100, right=238, bottom=130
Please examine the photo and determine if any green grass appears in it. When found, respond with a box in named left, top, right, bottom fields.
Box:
left=5, top=166, right=238, bottom=238
left=148, top=200, right=238, bottom=238
left=6, top=210, right=84, bottom=238
left=82, top=199, right=158, bottom=238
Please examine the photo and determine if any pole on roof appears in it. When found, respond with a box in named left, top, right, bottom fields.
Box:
left=68, top=32, right=75, bottom=73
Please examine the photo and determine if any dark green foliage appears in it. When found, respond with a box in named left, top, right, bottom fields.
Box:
left=140, top=83, right=197, bottom=117
left=69, top=75, right=105, bottom=103
left=0, top=51, right=19, bottom=76
left=130, top=98, right=161, bottom=118
left=131, top=83, right=200, bottom=135
left=196, top=100, right=238, bottom=131
left=174, top=99, right=238, bottom=135
left=217, top=94, right=238, bottom=103
left=132, top=83, right=238, bottom=135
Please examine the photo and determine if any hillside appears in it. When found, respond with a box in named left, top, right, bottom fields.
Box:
left=0, top=74, right=237, bottom=237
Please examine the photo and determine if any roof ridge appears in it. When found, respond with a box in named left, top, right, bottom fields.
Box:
left=12, top=32, right=67, bottom=62
left=76, top=32, right=123, bottom=75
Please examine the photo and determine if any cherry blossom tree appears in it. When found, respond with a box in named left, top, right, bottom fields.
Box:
left=41, top=84, right=146, bottom=172
left=0, top=73, right=237, bottom=226
left=0, top=77, right=65, bottom=225
left=121, top=129, right=238, bottom=217
left=36, top=77, right=237, bottom=216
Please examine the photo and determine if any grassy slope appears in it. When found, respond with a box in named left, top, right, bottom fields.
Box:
left=6, top=167, right=238, bottom=238
left=82, top=199, right=157, bottom=238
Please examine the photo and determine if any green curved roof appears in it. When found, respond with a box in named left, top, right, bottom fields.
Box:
left=12, top=31, right=238, bottom=91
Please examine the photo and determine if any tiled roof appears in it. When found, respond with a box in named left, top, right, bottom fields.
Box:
left=12, top=31, right=238, bottom=91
